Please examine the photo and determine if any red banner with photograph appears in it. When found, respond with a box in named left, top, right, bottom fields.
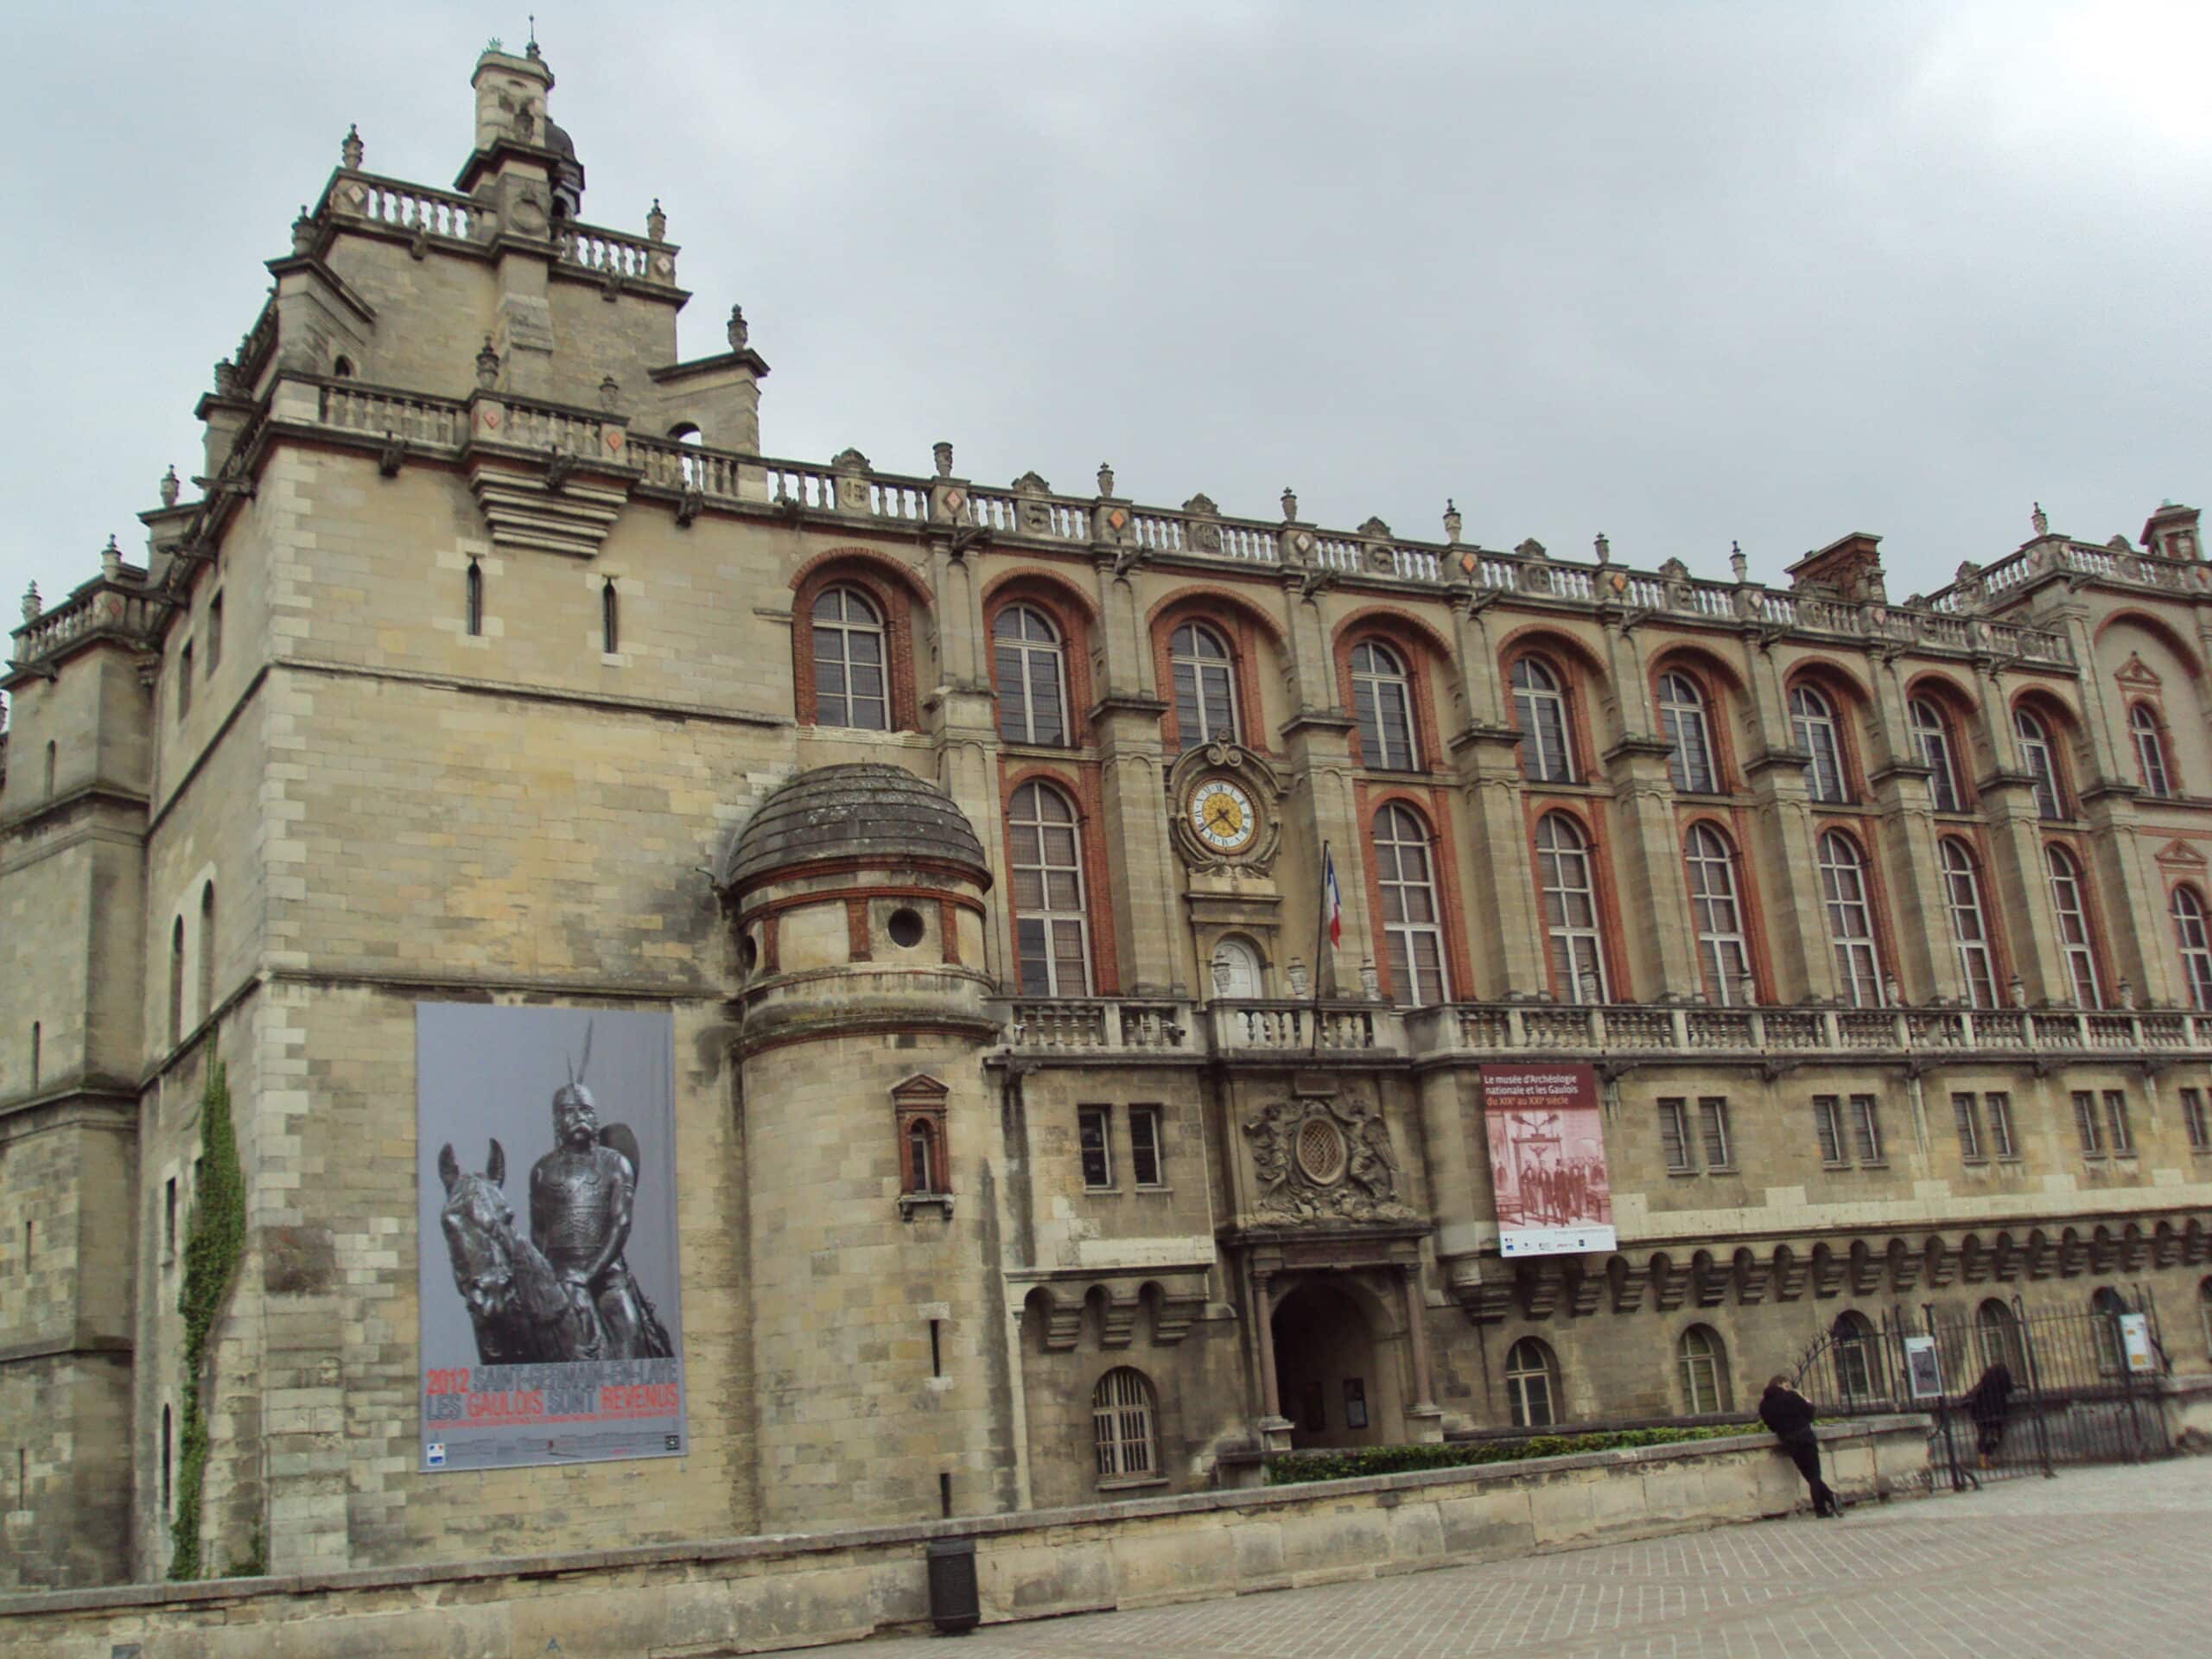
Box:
left=1480, top=1063, right=1616, bottom=1257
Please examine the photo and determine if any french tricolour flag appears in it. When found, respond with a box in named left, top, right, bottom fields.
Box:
left=1323, top=846, right=1343, bottom=949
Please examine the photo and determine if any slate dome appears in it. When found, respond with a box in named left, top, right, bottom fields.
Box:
left=726, top=764, right=990, bottom=891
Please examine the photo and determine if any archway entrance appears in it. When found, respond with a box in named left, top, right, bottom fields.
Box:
left=1270, top=1280, right=1401, bottom=1449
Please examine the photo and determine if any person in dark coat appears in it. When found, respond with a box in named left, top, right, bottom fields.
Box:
left=1758, top=1374, right=1838, bottom=1517
left=1962, top=1362, right=2016, bottom=1466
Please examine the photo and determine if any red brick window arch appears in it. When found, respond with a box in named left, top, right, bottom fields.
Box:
left=792, top=558, right=924, bottom=732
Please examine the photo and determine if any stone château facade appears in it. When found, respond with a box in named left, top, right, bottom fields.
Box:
left=5, top=45, right=2212, bottom=1591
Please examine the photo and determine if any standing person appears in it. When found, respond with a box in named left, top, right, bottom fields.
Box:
left=1758, top=1374, right=1839, bottom=1517
left=1961, top=1362, right=2015, bottom=1469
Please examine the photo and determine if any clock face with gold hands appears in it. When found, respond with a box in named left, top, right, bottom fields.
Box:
left=1189, top=777, right=1259, bottom=855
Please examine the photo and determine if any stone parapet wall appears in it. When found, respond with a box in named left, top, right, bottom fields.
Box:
left=0, top=1416, right=1928, bottom=1657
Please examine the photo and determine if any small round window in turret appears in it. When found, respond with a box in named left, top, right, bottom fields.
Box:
left=887, top=907, right=926, bottom=950
left=1295, top=1118, right=1347, bottom=1185
left=738, top=933, right=760, bottom=975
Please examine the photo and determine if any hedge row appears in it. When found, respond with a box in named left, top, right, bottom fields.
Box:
left=1262, top=1423, right=1755, bottom=1486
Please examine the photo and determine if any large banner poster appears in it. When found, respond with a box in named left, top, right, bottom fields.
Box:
left=416, top=1003, right=686, bottom=1471
left=1480, top=1063, right=1616, bottom=1258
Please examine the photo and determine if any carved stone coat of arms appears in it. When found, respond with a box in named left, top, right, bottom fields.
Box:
left=1242, top=1096, right=1417, bottom=1224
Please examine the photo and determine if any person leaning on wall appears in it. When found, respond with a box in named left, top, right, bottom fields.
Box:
left=1758, top=1373, right=1840, bottom=1518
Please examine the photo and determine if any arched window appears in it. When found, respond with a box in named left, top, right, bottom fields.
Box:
left=1975, top=1298, right=2022, bottom=1374
left=1683, top=824, right=1751, bottom=1004
left=1092, top=1367, right=1158, bottom=1479
left=168, top=917, right=185, bottom=1046
left=1373, top=804, right=1449, bottom=1006
left=1940, top=838, right=1999, bottom=1008
left=1817, top=832, right=1882, bottom=1007
left=1210, top=937, right=1263, bottom=999
left=1677, top=1325, right=1732, bottom=1414
left=198, top=883, right=216, bottom=1023
left=1831, top=1310, right=1882, bottom=1402
left=812, top=587, right=888, bottom=730
left=1504, top=1337, right=1558, bottom=1428
left=1169, top=621, right=1237, bottom=752
left=2131, top=703, right=2173, bottom=798
left=1510, top=657, right=1577, bottom=784
left=601, top=580, right=619, bottom=654
left=1789, top=686, right=1848, bottom=804
left=907, top=1119, right=938, bottom=1193
left=1351, top=641, right=1419, bottom=771
left=2045, top=845, right=2103, bottom=1007
left=2015, top=709, right=2063, bottom=818
left=1535, top=813, right=1607, bottom=1002
left=2091, top=1287, right=2128, bottom=1375
left=331, top=355, right=355, bottom=378
left=1910, top=698, right=1963, bottom=813
left=994, top=605, right=1068, bottom=746
left=2173, top=887, right=2212, bottom=1012
left=465, top=560, right=483, bottom=638
left=1657, top=671, right=1716, bottom=793
left=1007, top=782, right=1090, bottom=996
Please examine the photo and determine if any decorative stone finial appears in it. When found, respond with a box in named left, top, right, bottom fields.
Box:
left=291, top=205, right=315, bottom=256
left=1882, top=973, right=1901, bottom=1008
left=933, top=442, right=955, bottom=479
left=22, top=582, right=41, bottom=623
left=100, top=535, right=121, bottom=580
left=1729, top=540, right=1749, bottom=582
left=213, top=357, right=239, bottom=396
left=2031, top=501, right=2050, bottom=537
left=1281, top=486, right=1299, bottom=522
left=341, top=124, right=364, bottom=169
left=598, top=373, right=620, bottom=411
left=1359, top=957, right=1382, bottom=1001
left=1286, top=957, right=1309, bottom=996
left=2008, top=973, right=2027, bottom=1009
left=1736, top=971, right=1757, bottom=1008
left=2119, top=976, right=2135, bottom=1010
left=1443, top=499, right=1462, bottom=546
left=726, top=304, right=748, bottom=351
left=1593, top=532, right=1611, bottom=564
left=474, top=336, right=500, bottom=390
left=1096, top=462, right=1116, bottom=497
left=646, top=198, right=666, bottom=242
left=159, top=465, right=181, bottom=509
left=1516, top=537, right=1548, bottom=562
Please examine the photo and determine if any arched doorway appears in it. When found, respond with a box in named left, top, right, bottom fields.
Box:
left=1270, top=1280, right=1402, bottom=1448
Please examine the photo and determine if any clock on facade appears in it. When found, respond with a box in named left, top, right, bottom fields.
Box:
left=1187, top=777, right=1259, bottom=856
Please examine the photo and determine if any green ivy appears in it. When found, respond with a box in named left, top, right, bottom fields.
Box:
left=1262, top=1423, right=1753, bottom=1486
left=168, top=1059, right=245, bottom=1581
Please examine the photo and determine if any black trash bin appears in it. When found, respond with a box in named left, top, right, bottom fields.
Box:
left=925, top=1535, right=980, bottom=1635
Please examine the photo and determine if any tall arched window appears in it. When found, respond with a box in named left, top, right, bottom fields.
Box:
left=1975, top=1298, right=2022, bottom=1373
left=168, top=917, right=185, bottom=1046
left=1831, top=1310, right=1881, bottom=1402
left=464, top=559, right=484, bottom=637
left=1169, top=621, right=1238, bottom=752
left=1373, top=804, right=1448, bottom=1006
left=1940, top=838, right=1999, bottom=1007
left=1007, top=782, right=1090, bottom=996
left=1510, top=657, right=1577, bottom=784
left=198, top=883, right=216, bottom=1024
left=1351, top=641, right=1419, bottom=771
left=1092, top=1367, right=1158, bottom=1479
left=1677, top=1325, right=1732, bottom=1414
left=1504, top=1337, right=1558, bottom=1428
left=601, top=580, right=619, bottom=654
left=907, top=1119, right=938, bottom=1193
left=1910, top=697, right=1963, bottom=812
left=1817, top=832, right=1882, bottom=1007
left=994, top=605, right=1067, bottom=746
left=812, top=587, right=888, bottom=730
left=1789, top=685, right=1848, bottom=804
left=2045, top=845, right=2103, bottom=1007
left=2015, top=709, right=2063, bottom=818
left=1535, top=813, right=1607, bottom=1002
left=1683, top=824, right=1751, bottom=1004
left=2131, top=703, right=2173, bottom=798
left=1657, top=671, right=1716, bottom=793
left=2173, top=887, right=2212, bottom=1011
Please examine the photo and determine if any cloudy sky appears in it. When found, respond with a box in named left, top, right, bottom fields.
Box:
left=3, top=2, right=2207, bottom=633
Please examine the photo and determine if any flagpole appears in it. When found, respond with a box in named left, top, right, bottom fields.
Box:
left=1309, top=841, right=1331, bottom=1054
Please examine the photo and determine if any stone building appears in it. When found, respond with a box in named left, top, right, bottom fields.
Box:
left=4, top=45, right=2211, bottom=1590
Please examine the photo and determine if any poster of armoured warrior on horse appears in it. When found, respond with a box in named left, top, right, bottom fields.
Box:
left=1480, top=1062, right=1617, bottom=1258
left=415, top=1003, right=686, bottom=1471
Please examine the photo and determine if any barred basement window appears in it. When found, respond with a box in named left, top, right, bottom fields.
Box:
left=1677, top=1325, right=1732, bottom=1414
left=1813, top=1096, right=1847, bottom=1166
left=1976, top=1298, right=2022, bottom=1372
left=1504, top=1337, right=1557, bottom=1428
left=1850, top=1095, right=1884, bottom=1165
left=1832, top=1311, right=1883, bottom=1402
left=1092, top=1367, right=1157, bottom=1479
left=1658, top=1098, right=1694, bottom=1173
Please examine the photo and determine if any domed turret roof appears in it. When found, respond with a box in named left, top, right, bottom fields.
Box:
left=725, top=764, right=989, bottom=891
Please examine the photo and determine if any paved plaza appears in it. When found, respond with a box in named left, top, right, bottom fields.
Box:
left=838, top=1459, right=2212, bottom=1658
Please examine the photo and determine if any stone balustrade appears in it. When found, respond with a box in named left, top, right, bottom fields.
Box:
left=1929, top=539, right=2212, bottom=613
left=312, top=171, right=673, bottom=284
left=9, top=579, right=165, bottom=666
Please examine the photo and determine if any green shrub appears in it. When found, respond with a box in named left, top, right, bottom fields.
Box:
left=168, top=1059, right=245, bottom=1580
left=1262, top=1423, right=1752, bottom=1486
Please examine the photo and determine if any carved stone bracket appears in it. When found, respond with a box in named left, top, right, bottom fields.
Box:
left=1098, top=1295, right=1141, bottom=1349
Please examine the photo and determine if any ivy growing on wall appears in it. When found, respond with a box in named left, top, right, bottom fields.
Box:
left=168, top=1058, right=244, bottom=1581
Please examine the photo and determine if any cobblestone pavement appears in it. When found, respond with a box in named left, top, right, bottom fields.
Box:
left=832, top=1458, right=2212, bottom=1658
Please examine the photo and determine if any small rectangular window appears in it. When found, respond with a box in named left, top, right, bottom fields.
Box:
left=2073, top=1090, right=2102, bottom=1155
left=1128, top=1106, right=1164, bottom=1188
left=1698, top=1098, right=1732, bottom=1169
left=1812, top=1096, right=1846, bottom=1166
left=2183, top=1088, right=2210, bottom=1152
left=178, top=644, right=194, bottom=718
left=1658, top=1099, right=1694, bottom=1172
left=207, top=594, right=223, bottom=672
left=1952, top=1093, right=1984, bottom=1162
left=1078, top=1106, right=1113, bottom=1190
left=1850, top=1095, right=1884, bottom=1165
left=164, top=1178, right=179, bottom=1259
left=1987, top=1092, right=2017, bottom=1160
left=2103, top=1090, right=2134, bottom=1157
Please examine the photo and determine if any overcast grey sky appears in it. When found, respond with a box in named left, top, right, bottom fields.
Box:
left=3, top=2, right=2207, bottom=639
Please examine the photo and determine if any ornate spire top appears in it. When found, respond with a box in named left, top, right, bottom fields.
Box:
left=2031, top=501, right=2050, bottom=537
left=341, top=124, right=364, bottom=169
left=933, top=442, right=955, bottom=479
left=474, top=336, right=500, bottom=390
left=290, top=205, right=315, bottom=256
left=598, top=374, right=620, bottom=411
left=22, top=581, right=41, bottom=623
left=1096, top=462, right=1116, bottom=497
left=1281, top=486, right=1299, bottom=522
left=1593, top=532, right=1611, bottom=563
left=160, top=465, right=181, bottom=509
left=101, top=535, right=121, bottom=580
left=1729, top=539, right=1748, bottom=582
left=726, top=304, right=748, bottom=351
left=646, top=198, right=666, bottom=242
left=1443, top=500, right=1462, bottom=546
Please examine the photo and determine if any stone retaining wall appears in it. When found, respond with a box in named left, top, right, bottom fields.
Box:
left=0, top=1417, right=1930, bottom=1659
